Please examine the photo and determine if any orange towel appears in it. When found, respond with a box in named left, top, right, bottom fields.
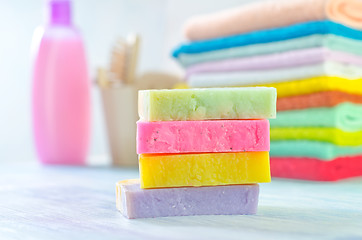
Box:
left=184, top=0, right=362, bottom=41
left=277, top=91, right=362, bottom=111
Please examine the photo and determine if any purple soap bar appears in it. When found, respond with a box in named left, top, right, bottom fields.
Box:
left=137, top=119, right=270, bottom=154
left=116, top=179, right=259, bottom=219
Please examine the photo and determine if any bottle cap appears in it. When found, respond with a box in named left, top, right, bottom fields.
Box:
left=49, top=0, right=72, bottom=25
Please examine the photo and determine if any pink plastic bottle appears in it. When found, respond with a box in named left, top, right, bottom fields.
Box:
left=32, top=0, right=90, bottom=165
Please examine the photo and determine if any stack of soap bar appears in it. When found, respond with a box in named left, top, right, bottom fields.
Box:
left=117, top=87, right=276, bottom=219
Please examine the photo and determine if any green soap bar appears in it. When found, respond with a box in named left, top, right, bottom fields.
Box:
left=138, top=87, right=276, bottom=121
left=270, top=140, right=362, bottom=160
left=270, top=103, right=362, bottom=132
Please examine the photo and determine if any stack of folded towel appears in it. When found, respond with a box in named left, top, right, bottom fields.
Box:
left=116, top=87, right=276, bottom=218
left=172, top=0, right=362, bottom=181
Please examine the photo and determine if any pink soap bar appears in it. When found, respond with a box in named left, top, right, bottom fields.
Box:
left=137, top=119, right=270, bottom=154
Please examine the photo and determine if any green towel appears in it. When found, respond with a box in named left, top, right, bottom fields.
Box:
left=270, top=103, right=362, bottom=132
left=270, top=140, right=362, bottom=160
left=270, top=127, right=362, bottom=146
left=178, top=34, right=362, bottom=67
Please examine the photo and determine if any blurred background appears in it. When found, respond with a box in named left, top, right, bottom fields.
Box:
left=0, top=0, right=259, bottom=164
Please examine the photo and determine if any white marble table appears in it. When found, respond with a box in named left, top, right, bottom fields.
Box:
left=0, top=162, right=361, bottom=240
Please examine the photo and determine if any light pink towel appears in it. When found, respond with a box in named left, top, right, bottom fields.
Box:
left=185, top=47, right=362, bottom=77
left=184, top=0, right=362, bottom=41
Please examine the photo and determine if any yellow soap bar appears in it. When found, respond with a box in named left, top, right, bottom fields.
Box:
left=139, top=152, right=270, bottom=189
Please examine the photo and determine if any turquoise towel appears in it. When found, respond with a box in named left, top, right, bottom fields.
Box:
left=172, top=21, right=362, bottom=57
left=270, top=103, right=362, bottom=132
left=270, top=140, right=362, bottom=160
left=177, top=34, right=362, bottom=67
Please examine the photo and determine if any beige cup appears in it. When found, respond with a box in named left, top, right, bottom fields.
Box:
left=100, top=86, right=138, bottom=166
left=98, top=68, right=182, bottom=166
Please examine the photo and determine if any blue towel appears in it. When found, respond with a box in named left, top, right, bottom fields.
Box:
left=172, top=20, right=362, bottom=58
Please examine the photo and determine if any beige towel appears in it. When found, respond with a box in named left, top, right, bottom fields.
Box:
left=184, top=0, right=362, bottom=41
